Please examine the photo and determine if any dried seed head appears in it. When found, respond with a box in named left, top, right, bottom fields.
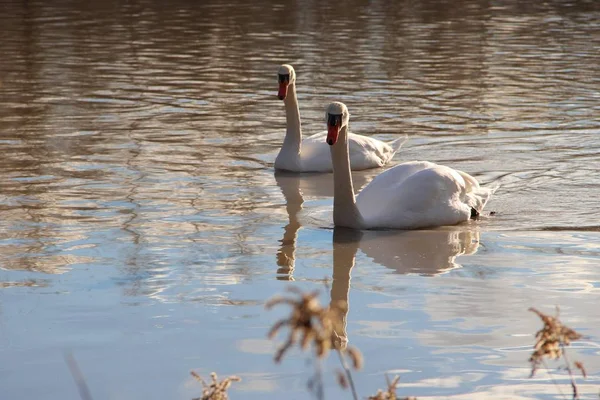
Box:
left=528, top=307, right=583, bottom=377
left=367, top=374, right=413, bottom=400
left=190, top=371, right=240, bottom=400
left=336, top=369, right=349, bottom=389
left=265, top=287, right=349, bottom=362
left=346, top=346, right=364, bottom=370
left=574, top=361, right=587, bottom=378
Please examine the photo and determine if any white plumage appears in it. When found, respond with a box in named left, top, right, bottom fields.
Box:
left=275, top=64, right=405, bottom=172
left=325, top=101, right=494, bottom=230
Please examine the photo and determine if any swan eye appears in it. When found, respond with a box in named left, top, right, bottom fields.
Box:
left=278, top=74, right=290, bottom=84
left=327, top=113, right=342, bottom=127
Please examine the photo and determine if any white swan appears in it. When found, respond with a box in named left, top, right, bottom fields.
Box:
left=275, top=64, right=406, bottom=172
left=326, top=102, right=494, bottom=230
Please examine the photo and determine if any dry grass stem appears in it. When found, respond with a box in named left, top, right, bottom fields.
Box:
left=190, top=371, right=241, bottom=400
left=528, top=307, right=583, bottom=377
left=64, top=353, right=94, bottom=400
left=368, top=375, right=416, bottom=400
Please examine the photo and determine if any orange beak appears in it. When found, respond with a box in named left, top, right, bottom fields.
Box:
left=278, top=82, right=288, bottom=100
left=327, top=124, right=339, bottom=145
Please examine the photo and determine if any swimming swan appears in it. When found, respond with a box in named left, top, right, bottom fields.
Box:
left=325, top=101, right=493, bottom=230
left=275, top=64, right=406, bottom=172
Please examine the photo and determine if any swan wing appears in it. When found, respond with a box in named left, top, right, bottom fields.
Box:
left=356, top=161, right=439, bottom=205
left=347, top=133, right=407, bottom=169
left=295, top=131, right=335, bottom=172
left=299, top=131, right=406, bottom=172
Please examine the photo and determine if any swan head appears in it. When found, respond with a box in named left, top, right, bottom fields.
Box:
left=325, top=102, right=349, bottom=146
left=277, top=64, right=295, bottom=100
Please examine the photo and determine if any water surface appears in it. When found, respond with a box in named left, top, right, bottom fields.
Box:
left=1, top=0, right=599, bottom=398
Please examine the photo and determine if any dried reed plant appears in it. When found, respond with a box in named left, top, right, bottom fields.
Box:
left=190, top=371, right=241, bottom=400
left=266, top=286, right=363, bottom=400
left=367, top=375, right=416, bottom=400
left=266, top=286, right=361, bottom=366
left=529, top=307, right=585, bottom=399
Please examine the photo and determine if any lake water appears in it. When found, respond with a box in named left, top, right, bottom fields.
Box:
left=1, top=0, right=599, bottom=399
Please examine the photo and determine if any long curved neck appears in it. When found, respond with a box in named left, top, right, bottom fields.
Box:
left=331, top=125, right=364, bottom=229
left=282, top=82, right=302, bottom=154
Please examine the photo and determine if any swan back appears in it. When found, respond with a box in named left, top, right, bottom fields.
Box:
left=356, top=162, right=483, bottom=229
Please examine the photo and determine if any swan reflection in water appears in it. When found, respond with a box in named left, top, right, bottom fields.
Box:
left=330, top=226, right=481, bottom=347
left=274, top=171, right=481, bottom=345
left=274, top=171, right=371, bottom=280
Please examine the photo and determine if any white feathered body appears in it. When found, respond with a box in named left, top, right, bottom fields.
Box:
left=275, top=130, right=405, bottom=172
left=355, top=161, right=493, bottom=229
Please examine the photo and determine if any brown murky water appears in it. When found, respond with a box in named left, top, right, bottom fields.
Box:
left=1, top=0, right=599, bottom=398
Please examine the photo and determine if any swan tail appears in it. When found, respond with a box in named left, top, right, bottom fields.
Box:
left=456, top=170, right=480, bottom=191
left=466, top=185, right=497, bottom=214
left=384, top=135, right=408, bottom=162
left=389, top=135, right=408, bottom=153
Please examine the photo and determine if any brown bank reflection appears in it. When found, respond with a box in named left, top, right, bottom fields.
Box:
left=330, top=226, right=480, bottom=346
left=274, top=171, right=372, bottom=280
